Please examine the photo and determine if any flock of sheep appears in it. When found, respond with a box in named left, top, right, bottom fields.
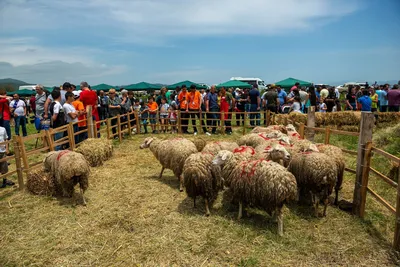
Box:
left=140, top=124, right=345, bottom=236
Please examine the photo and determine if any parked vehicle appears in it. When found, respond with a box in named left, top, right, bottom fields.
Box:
left=230, top=77, right=267, bottom=90
left=336, top=82, right=366, bottom=93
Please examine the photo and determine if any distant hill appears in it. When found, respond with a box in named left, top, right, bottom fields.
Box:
left=0, top=78, right=31, bottom=91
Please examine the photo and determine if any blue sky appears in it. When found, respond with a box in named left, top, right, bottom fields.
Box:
left=0, top=0, right=399, bottom=86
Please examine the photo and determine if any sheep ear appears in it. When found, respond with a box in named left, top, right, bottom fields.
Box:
left=221, top=153, right=227, bottom=161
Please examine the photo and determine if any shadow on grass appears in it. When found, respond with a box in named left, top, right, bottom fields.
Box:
left=54, top=192, right=89, bottom=207
left=0, top=186, right=19, bottom=201
left=143, top=173, right=181, bottom=192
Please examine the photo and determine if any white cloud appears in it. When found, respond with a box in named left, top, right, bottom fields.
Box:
left=0, top=0, right=360, bottom=43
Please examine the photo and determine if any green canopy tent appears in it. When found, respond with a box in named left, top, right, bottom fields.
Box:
left=91, top=83, right=114, bottom=91
left=166, top=80, right=207, bottom=90
left=275, top=77, right=313, bottom=89
left=216, top=80, right=251, bottom=89
left=125, top=82, right=161, bottom=91
left=7, top=89, right=36, bottom=97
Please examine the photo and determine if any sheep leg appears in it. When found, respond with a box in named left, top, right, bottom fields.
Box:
left=80, top=187, right=87, bottom=206
left=323, top=198, right=329, bottom=217
left=314, top=195, right=320, bottom=217
left=238, top=201, right=243, bottom=220
left=159, top=167, right=165, bottom=179
left=193, top=196, right=196, bottom=208
left=179, top=175, right=184, bottom=192
left=276, top=207, right=283, bottom=237
left=204, top=199, right=210, bottom=217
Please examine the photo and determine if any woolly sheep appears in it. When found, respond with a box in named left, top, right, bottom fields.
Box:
left=43, top=150, right=90, bottom=205
left=288, top=152, right=338, bottom=217
left=212, top=150, right=297, bottom=236
left=251, top=125, right=288, bottom=134
left=285, top=124, right=302, bottom=142
left=139, top=137, right=198, bottom=191
left=237, top=133, right=290, bottom=148
left=316, top=144, right=345, bottom=206
left=254, top=144, right=291, bottom=166
left=182, top=152, right=223, bottom=216
left=202, top=141, right=239, bottom=155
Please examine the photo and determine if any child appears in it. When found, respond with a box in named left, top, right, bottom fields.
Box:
left=319, top=98, right=327, bottom=113
left=168, top=102, right=177, bottom=134
left=0, top=125, right=13, bottom=188
left=147, top=96, right=158, bottom=134
left=140, top=100, right=149, bottom=134
left=72, top=92, right=87, bottom=143
left=63, top=92, right=81, bottom=145
left=131, top=99, right=141, bottom=133
left=49, top=90, right=65, bottom=151
left=289, top=96, right=302, bottom=113
left=159, top=97, right=169, bottom=133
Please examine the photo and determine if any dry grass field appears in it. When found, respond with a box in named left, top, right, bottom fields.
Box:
left=1, top=129, right=399, bottom=266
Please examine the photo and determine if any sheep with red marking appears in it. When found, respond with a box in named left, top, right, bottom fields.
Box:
left=139, top=137, right=198, bottom=191
left=182, top=152, right=223, bottom=216
left=251, top=125, right=288, bottom=134
left=202, top=141, right=239, bottom=155
left=212, top=150, right=297, bottom=236
left=237, top=132, right=290, bottom=148
left=254, top=144, right=292, bottom=166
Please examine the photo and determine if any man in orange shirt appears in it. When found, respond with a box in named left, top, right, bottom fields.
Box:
left=187, top=84, right=209, bottom=135
left=178, top=85, right=189, bottom=134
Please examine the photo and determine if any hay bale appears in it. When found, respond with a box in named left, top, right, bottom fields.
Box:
left=26, top=168, right=56, bottom=196
left=74, top=138, right=113, bottom=167
left=339, top=125, right=359, bottom=132
left=288, top=113, right=307, bottom=124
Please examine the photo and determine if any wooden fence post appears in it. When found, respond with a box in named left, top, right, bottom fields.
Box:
left=307, top=106, right=315, bottom=141
left=68, top=122, right=75, bottom=150
left=127, top=112, right=132, bottom=136
left=299, top=123, right=305, bottom=139
left=45, top=129, right=55, bottom=151
left=134, top=111, right=140, bottom=134
left=324, top=127, right=331, bottom=145
left=394, top=164, right=400, bottom=251
left=177, top=110, right=182, bottom=134
left=18, top=136, right=29, bottom=177
left=12, top=136, right=24, bottom=190
left=86, top=106, right=94, bottom=139
left=221, top=112, right=225, bottom=135
left=266, top=110, right=271, bottom=126
left=117, top=115, right=122, bottom=142
left=358, top=141, right=372, bottom=218
left=353, top=112, right=375, bottom=217
left=106, top=118, right=111, bottom=139
left=242, top=111, right=247, bottom=135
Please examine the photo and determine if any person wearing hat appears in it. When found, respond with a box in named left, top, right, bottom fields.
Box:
left=72, top=91, right=87, bottom=143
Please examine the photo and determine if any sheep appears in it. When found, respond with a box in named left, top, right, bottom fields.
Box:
left=237, top=133, right=290, bottom=148
left=182, top=152, right=223, bottom=216
left=189, top=137, right=207, bottom=152
left=139, top=137, right=198, bottom=191
left=254, top=144, right=291, bottom=166
left=251, top=125, right=288, bottom=134
left=285, top=124, right=302, bottom=142
left=232, top=146, right=257, bottom=160
left=316, top=144, right=345, bottom=206
left=43, top=150, right=90, bottom=205
left=287, top=152, right=338, bottom=217
left=202, top=141, right=239, bottom=155
left=212, top=150, right=297, bottom=236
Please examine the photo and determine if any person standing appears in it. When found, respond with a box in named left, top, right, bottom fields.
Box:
left=219, top=87, right=234, bottom=135
left=247, top=85, right=261, bottom=127
left=156, top=87, right=167, bottom=106
left=147, top=96, right=158, bottom=133
left=345, top=86, right=357, bottom=111
left=0, top=90, right=12, bottom=140
left=98, top=90, right=109, bottom=121
left=369, top=88, right=379, bottom=112
left=108, top=89, right=121, bottom=138
left=49, top=90, right=65, bottom=150
left=276, top=86, right=287, bottom=113
left=291, top=82, right=300, bottom=92
left=44, top=82, right=71, bottom=120
left=319, top=85, right=329, bottom=101
left=63, top=92, right=81, bottom=145
left=72, top=92, right=87, bottom=143
left=299, top=87, right=309, bottom=113
left=29, top=94, right=36, bottom=117
left=263, top=86, right=279, bottom=125
left=186, top=84, right=208, bottom=135
left=178, top=85, right=189, bottom=134
left=0, top=124, right=13, bottom=188
left=9, top=94, right=27, bottom=137
left=159, top=97, right=170, bottom=133
left=387, top=84, right=400, bottom=112
left=307, top=86, right=318, bottom=112
left=80, top=82, right=100, bottom=131
left=206, top=85, right=219, bottom=134
left=357, top=90, right=372, bottom=112
left=324, top=88, right=337, bottom=112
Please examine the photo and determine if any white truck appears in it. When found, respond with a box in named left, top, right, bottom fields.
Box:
left=230, top=77, right=267, bottom=90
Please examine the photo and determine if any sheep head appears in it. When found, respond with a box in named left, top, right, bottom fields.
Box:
left=43, top=151, right=57, bottom=172
left=304, top=144, right=319, bottom=153
left=278, top=135, right=291, bottom=145
left=265, top=145, right=291, bottom=163
left=286, top=124, right=296, bottom=132
left=140, top=137, right=155, bottom=149
left=212, top=150, right=233, bottom=166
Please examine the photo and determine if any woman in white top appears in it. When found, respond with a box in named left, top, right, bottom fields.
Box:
left=9, top=94, right=27, bottom=136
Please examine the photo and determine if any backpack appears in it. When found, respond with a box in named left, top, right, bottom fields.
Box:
left=49, top=102, right=65, bottom=128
